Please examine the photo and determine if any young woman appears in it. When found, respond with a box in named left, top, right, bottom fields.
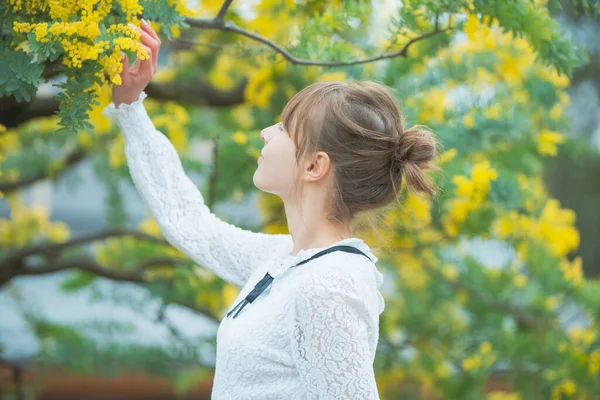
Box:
left=103, top=20, right=438, bottom=400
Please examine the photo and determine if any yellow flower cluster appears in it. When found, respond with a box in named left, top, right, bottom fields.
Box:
left=231, top=106, right=255, bottom=129
left=442, top=160, right=498, bottom=237
left=0, top=196, right=70, bottom=247
left=107, top=100, right=189, bottom=168
left=151, top=102, right=190, bottom=151
left=232, top=131, right=249, bottom=146
left=568, top=326, right=596, bottom=347
left=86, top=83, right=114, bottom=136
left=462, top=341, right=496, bottom=372
left=496, top=199, right=579, bottom=258
left=209, top=54, right=240, bottom=90
left=487, top=392, right=521, bottom=400
left=517, top=173, right=547, bottom=212
left=245, top=67, right=278, bottom=109
left=560, top=257, right=583, bottom=287
left=12, top=0, right=146, bottom=85
left=444, top=10, right=570, bottom=94
left=119, top=0, right=143, bottom=23
left=463, top=114, right=475, bottom=128
left=417, top=88, right=450, bottom=123
left=102, top=51, right=126, bottom=85
left=551, top=379, right=577, bottom=400
left=8, top=0, right=48, bottom=13
left=436, top=148, right=458, bottom=165
left=589, top=349, right=600, bottom=376
left=394, top=251, right=432, bottom=291
left=137, top=217, right=162, bottom=237
left=536, top=129, right=566, bottom=156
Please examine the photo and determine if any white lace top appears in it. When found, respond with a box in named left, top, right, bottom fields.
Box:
left=103, top=92, right=386, bottom=400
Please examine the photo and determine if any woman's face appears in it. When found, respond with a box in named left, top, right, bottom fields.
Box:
left=253, top=122, right=299, bottom=198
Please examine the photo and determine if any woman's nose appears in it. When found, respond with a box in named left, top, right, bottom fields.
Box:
left=260, top=129, right=269, bottom=143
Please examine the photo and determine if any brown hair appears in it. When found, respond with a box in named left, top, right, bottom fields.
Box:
left=281, top=80, right=440, bottom=223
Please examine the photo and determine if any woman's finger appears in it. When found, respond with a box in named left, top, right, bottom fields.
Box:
left=140, top=20, right=160, bottom=73
left=138, top=45, right=154, bottom=78
left=141, top=19, right=161, bottom=45
left=137, top=28, right=159, bottom=73
left=120, top=52, right=130, bottom=82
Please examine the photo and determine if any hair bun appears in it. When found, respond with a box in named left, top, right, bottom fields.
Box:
left=393, top=125, right=440, bottom=197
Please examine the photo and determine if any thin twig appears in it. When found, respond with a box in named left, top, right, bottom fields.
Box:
left=216, top=0, right=234, bottom=21
left=170, top=36, right=228, bottom=50
left=185, top=17, right=453, bottom=67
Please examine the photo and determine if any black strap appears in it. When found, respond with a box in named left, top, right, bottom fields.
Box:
left=226, top=245, right=372, bottom=319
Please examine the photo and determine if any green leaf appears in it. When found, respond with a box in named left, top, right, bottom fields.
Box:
left=60, top=271, right=97, bottom=292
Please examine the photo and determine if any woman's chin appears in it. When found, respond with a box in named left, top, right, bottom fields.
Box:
left=253, top=174, right=277, bottom=195
left=252, top=171, right=265, bottom=191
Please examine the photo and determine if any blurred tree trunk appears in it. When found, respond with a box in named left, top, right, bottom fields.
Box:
left=544, top=5, right=600, bottom=278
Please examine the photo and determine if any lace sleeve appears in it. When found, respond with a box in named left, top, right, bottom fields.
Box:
left=291, top=268, right=381, bottom=399
left=103, top=92, right=292, bottom=288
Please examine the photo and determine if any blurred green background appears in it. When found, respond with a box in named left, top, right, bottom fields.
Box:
left=1, top=0, right=599, bottom=399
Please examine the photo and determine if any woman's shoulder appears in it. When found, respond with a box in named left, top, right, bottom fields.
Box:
left=294, top=251, right=380, bottom=295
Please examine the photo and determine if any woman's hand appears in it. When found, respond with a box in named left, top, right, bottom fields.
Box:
left=112, top=19, right=161, bottom=107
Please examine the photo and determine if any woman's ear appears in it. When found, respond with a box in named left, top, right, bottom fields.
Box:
left=303, top=151, right=331, bottom=182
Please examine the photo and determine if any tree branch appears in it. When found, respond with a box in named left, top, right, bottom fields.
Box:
left=16, top=255, right=155, bottom=281
left=1, top=254, right=220, bottom=322
left=216, top=0, right=234, bottom=21
left=145, top=78, right=246, bottom=106
left=0, top=228, right=168, bottom=270
left=185, top=17, right=452, bottom=66
left=0, top=146, right=89, bottom=193
left=42, top=59, right=64, bottom=79
left=0, top=78, right=247, bottom=130
left=0, top=96, right=60, bottom=130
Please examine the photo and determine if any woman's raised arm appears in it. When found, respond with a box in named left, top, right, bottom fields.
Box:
left=103, top=21, right=292, bottom=288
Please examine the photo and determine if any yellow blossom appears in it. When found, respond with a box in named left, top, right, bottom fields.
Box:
left=513, top=274, right=528, bottom=288
left=231, top=107, right=255, bottom=129
left=568, top=327, right=596, bottom=346
left=480, top=341, right=492, bottom=355
left=442, top=265, right=459, bottom=281
left=537, top=67, right=570, bottom=89
left=484, top=104, right=501, bottom=120
left=138, top=217, right=162, bottom=236
left=436, top=148, right=458, bottom=165
left=233, top=131, right=249, bottom=146
left=589, top=350, right=600, bottom=375
left=537, top=129, right=566, bottom=156
left=487, top=392, right=521, bottom=400
left=318, top=72, right=346, bottom=82
left=245, top=68, right=277, bottom=109
left=462, top=354, right=481, bottom=371
left=463, top=114, right=475, bottom=128
left=464, top=13, right=479, bottom=41
left=545, top=296, right=560, bottom=310
left=549, top=104, right=563, bottom=120
left=551, top=379, right=577, bottom=400
left=222, top=283, right=239, bottom=306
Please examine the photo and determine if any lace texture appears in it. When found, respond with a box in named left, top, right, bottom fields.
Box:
left=104, top=93, right=386, bottom=399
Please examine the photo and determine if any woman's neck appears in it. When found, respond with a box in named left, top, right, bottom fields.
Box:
left=283, top=197, right=354, bottom=256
